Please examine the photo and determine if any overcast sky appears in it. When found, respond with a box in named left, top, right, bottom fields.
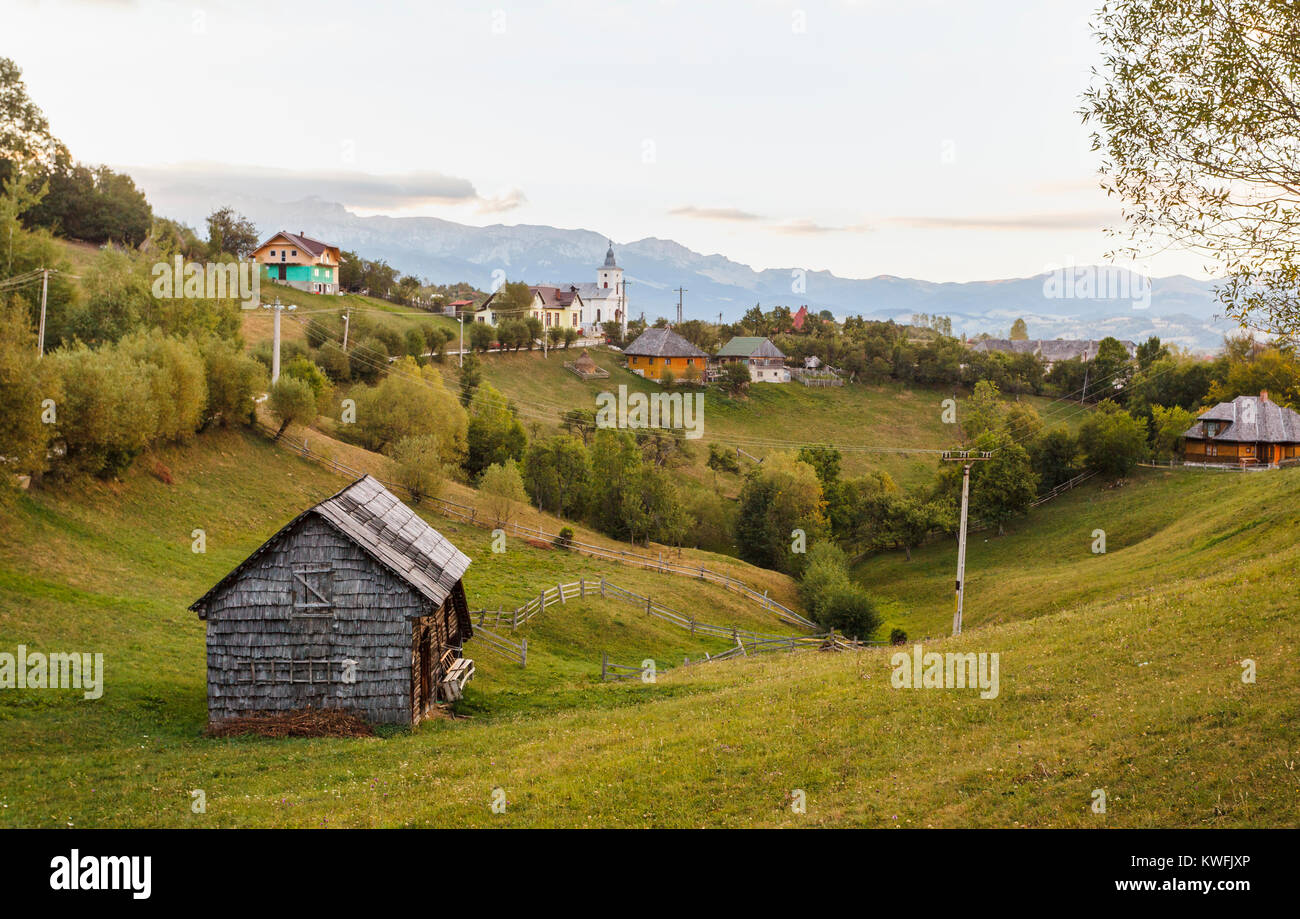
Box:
left=4, top=0, right=1215, bottom=282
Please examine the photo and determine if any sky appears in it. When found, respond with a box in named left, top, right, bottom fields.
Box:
left=3, top=0, right=1216, bottom=283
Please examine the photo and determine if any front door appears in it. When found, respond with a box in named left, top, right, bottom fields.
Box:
left=277, top=264, right=287, bottom=281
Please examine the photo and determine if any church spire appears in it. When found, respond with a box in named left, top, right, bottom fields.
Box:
left=603, top=240, right=617, bottom=268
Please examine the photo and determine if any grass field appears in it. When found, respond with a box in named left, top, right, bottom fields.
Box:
left=450, top=346, right=1089, bottom=492
left=1, top=430, right=1296, bottom=827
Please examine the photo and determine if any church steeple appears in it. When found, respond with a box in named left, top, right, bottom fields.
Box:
left=603, top=240, right=617, bottom=268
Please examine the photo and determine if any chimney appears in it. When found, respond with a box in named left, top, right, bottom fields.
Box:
left=1260, top=390, right=1269, bottom=403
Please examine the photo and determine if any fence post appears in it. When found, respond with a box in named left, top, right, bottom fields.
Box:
left=646, top=596, right=652, bottom=617
left=558, top=583, right=565, bottom=604
left=690, top=617, right=695, bottom=636
left=539, top=590, right=546, bottom=618
left=580, top=577, right=585, bottom=599
left=601, top=651, right=607, bottom=681
left=600, top=577, right=606, bottom=598
left=521, top=639, right=527, bottom=668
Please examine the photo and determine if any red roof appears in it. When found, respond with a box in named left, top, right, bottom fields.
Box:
left=792, top=305, right=809, bottom=331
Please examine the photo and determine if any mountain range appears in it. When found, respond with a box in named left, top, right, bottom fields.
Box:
left=153, top=192, right=1238, bottom=351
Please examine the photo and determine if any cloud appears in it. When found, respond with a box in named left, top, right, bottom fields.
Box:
left=886, top=210, right=1117, bottom=231
left=477, top=187, right=528, bottom=214
left=126, top=161, right=522, bottom=213
left=671, top=206, right=874, bottom=235
left=668, top=205, right=765, bottom=222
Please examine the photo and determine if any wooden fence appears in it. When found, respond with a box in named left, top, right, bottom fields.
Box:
left=469, top=575, right=804, bottom=651
left=464, top=624, right=527, bottom=667
left=258, top=422, right=817, bottom=631
left=602, top=632, right=884, bottom=680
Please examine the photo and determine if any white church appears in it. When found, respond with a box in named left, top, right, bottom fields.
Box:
left=570, top=242, right=628, bottom=336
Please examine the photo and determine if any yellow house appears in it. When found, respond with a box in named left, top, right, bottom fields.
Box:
left=477, top=285, right=584, bottom=330
left=624, top=328, right=708, bottom=382
left=251, top=231, right=342, bottom=295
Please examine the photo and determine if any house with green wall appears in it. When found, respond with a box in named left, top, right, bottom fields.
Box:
left=251, top=231, right=343, bottom=295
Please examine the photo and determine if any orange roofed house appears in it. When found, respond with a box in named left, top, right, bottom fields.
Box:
left=1182, top=391, right=1300, bottom=466
left=623, top=328, right=708, bottom=382
left=252, top=231, right=343, bottom=295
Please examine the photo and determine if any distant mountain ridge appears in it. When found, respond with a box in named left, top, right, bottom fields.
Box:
left=158, top=194, right=1238, bottom=351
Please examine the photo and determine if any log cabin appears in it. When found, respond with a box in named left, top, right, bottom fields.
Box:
left=1182, top=391, right=1300, bottom=467
left=190, top=476, right=473, bottom=726
left=623, top=327, right=708, bottom=381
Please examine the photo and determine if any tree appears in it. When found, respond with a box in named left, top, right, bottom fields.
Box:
left=1078, top=401, right=1149, bottom=479
left=588, top=428, right=643, bottom=539
left=268, top=376, right=316, bottom=439
left=458, top=350, right=482, bottom=405
left=391, top=434, right=446, bottom=504
left=1150, top=404, right=1196, bottom=462
left=734, top=453, right=827, bottom=574
left=353, top=358, right=467, bottom=463
left=1083, top=0, right=1300, bottom=336
left=819, top=584, right=881, bottom=640
left=881, top=494, right=951, bottom=560
left=0, top=294, right=56, bottom=476
left=0, top=57, right=66, bottom=187
left=1009, top=318, right=1029, bottom=340
left=465, top=382, right=526, bottom=479
left=522, top=435, right=591, bottom=518
left=962, top=380, right=1005, bottom=441
left=1028, top=426, right=1081, bottom=491
left=205, top=206, right=259, bottom=259
left=719, top=360, right=751, bottom=394
left=797, top=541, right=853, bottom=622
left=200, top=338, right=266, bottom=427
left=479, top=459, right=528, bottom=525
left=48, top=341, right=160, bottom=478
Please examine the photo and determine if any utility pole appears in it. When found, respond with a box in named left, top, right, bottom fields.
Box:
left=1080, top=348, right=1089, bottom=404
left=942, top=450, right=992, bottom=636
left=37, top=268, right=48, bottom=358
left=673, top=286, right=686, bottom=325
left=341, top=306, right=351, bottom=351
left=262, top=298, right=295, bottom=384
left=457, top=313, right=464, bottom=369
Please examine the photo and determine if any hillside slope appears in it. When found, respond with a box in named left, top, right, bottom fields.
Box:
left=0, top=432, right=1296, bottom=827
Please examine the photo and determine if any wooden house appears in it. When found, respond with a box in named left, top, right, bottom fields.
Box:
left=190, top=476, right=474, bottom=726
left=251, top=231, right=342, bottom=295
left=714, top=336, right=790, bottom=382
left=623, top=328, right=708, bottom=381
left=1182, top=391, right=1300, bottom=466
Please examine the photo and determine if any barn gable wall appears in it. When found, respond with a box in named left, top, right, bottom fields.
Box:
left=204, top=514, right=423, bottom=724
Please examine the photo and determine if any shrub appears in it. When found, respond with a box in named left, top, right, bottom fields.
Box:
left=820, top=584, right=880, bottom=640
left=890, top=628, right=908, bottom=646
left=391, top=434, right=445, bottom=504
left=200, top=338, right=266, bottom=427
left=555, top=526, right=575, bottom=549
left=119, top=331, right=207, bottom=442
left=268, top=376, right=317, bottom=438
left=351, top=358, right=467, bottom=463
left=479, top=459, right=528, bottom=524
left=49, top=342, right=160, bottom=478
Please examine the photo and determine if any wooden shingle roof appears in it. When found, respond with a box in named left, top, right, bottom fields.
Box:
left=623, top=328, right=708, bottom=358
left=1183, top=395, right=1300, bottom=443
left=190, top=476, right=471, bottom=618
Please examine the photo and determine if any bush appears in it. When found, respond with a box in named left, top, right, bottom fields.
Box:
left=282, top=356, right=332, bottom=412
left=118, top=331, right=207, bottom=443
left=0, top=295, right=57, bottom=477
left=268, top=376, right=317, bottom=438
left=200, top=338, right=266, bottom=427
left=890, top=628, right=908, bottom=646
left=391, top=434, right=445, bottom=504
left=555, top=526, right=575, bottom=548
left=479, top=459, right=528, bottom=524
left=351, top=358, right=467, bottom=463
left=798, top=541, right=852, bottom=621
left=49, top=342, right=159, bottom=478
left=820, top=584, right=881, bottom=640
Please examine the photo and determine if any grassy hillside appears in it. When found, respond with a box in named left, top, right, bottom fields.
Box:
left=452, top=346, right=1088, bottom=491
left=1, top=430, right=1296, bottom=827
left=854, top=465, right=1300, bottom=639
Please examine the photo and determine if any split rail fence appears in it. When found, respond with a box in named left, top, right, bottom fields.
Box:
left=260, top=424, right=816, bottom=631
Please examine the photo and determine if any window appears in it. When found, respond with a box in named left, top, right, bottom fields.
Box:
left=269, top=250, right=275, bottom=256
left=292, top=565, right=334, bottom=617
left=291, top=249, right=297, bottom=256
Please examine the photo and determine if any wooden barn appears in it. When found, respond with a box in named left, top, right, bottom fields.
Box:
left=190, top=475, right=474, bottom=726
